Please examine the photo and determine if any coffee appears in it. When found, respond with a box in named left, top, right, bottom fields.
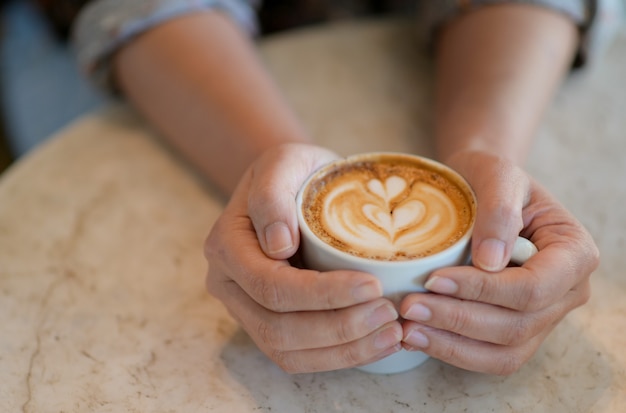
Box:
left=299, top=153, right=475, bottom=261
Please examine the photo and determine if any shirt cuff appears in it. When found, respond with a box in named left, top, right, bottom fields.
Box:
left=416, top=0, right=623, bottom=68
left=72, top=0, right=259, bottom=93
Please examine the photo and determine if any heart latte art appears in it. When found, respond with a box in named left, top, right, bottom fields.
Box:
left=301, top=157, right=474, bottom=260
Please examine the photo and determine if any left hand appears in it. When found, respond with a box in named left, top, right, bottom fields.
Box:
left=399, top=150, right=599, bottom=375
left=204, top=143, right=403, bottom=373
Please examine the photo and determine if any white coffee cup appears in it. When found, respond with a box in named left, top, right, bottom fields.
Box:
left=295, top=152, right=537, bottom=374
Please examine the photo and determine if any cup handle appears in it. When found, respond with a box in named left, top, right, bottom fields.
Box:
left=466, top=236, right=538, bottom=266
left=510, top=236, right=538, bottom=265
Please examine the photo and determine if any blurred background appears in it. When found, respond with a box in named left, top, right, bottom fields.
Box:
left=0, top=0, right=104, bottom=172
left=1, top=0, right=623, bottom=174
left=0, top=0, right=416, bottom=173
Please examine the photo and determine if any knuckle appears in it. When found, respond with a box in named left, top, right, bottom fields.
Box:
left=516, top=275, right=549, bottom=312
left=496, top=204, right=523, bottom=228
left=204, top=269, right=219, bottom=296
left=482, top=196, right=524, bottom=233
left=583, top=240, right=601, bottom=275
left=579, top=281, right=592, bottom=305
left=573, top=279, right=592, bottom=308
left=270, top=350, right=301, bottom=374
left=494, top=353, right=526, bottom=376
left=467, top=275, right=491, bottom=302
left=250, top=272, right=285, bottom=312
left=338, top=324, right=402, bottom=369
left=447, top=308, right=473, bottom=334
left=257, top=318, right=287, bottom=351
left=203, top=227, right=232, bottom=296
left=204, top=216, right=230, bottom=258
left=437, top=337, right=466, bottom=364
left=247, top=180, right=274, bottom=210
left=204, top=246, right=228, bottom=298
left=336, top=343, right=368, bottom=368
left=576, top=225, right=600, bottom=264
left=590, top=244, right=601, bottom=269
left=429, top=329, right=465, bottom=361
left=334, top=313, right=359, bottom=344
left=203, top=228, right=222, bottom=263
left=332, top=301, right=392, bottom=344
left=502, top=317, right=536, bottom=346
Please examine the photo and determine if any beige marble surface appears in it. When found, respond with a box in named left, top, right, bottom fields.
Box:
left=1, top=18, right=625, bottom=413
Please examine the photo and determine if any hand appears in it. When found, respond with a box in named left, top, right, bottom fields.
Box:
left=400, top=151, right=599, bottom=375
left=204, top=143, right=403, bottom=373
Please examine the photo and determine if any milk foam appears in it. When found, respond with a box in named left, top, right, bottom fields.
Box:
left=321, top=175, right=460, bottom=259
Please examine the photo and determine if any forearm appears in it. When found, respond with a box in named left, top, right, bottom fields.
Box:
left=113, top=11, right=309, bottom=195
left=434, top=3, right=578, bottom=166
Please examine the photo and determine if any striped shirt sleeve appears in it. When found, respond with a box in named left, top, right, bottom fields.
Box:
left=72, top=0, right=259, bottom=92
left=416, top=0, right=624, bottom=67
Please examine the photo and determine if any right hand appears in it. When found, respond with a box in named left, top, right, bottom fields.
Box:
left=399, top=151, right=598, bottom=374
left=204, top=143, right=403, bottom=373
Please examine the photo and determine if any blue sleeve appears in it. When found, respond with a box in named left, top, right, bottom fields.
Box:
left=72, top=0, right=259, bottom=93
left=416, top=0, right=624, bottom=67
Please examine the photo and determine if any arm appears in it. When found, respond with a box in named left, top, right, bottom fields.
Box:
left=435, top=3, right=578, bottom=271
left=113, top=11, right=310, bottom=195
left=400, top=3, right=599, bottom=374
left=434, top=2, right=578, bottom=165
left=113, top=10, right=400, bottom=373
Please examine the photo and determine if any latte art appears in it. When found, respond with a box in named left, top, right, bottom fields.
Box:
left=323, top=176, right=459, bottom=258
left=301, top=156, right=474, bottom=261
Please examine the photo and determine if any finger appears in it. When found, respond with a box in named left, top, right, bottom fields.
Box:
left=213, top=271, right=402, bottom=373
left=424, top=175, right=598, bottom=312
left=269, top=327, right=402, bottom=374
left=467, top=155, right=529, bottom=272
left=206, top=221, right=383, bottom=312
left=426, top=245, right=585, bottom=312
left=224, top=277, right=399, bottom=351
left=400, top=279, right=590, bottom=346
left=426, top=198, right=597, bottom=313
left=247, top=143, right=339, bottom=259
left=263, top=299, right=400, bottom=351
left=206, top=166, right=383, bottom=312
left=401, top=322, right=552, bottom=375
left=401, top=294, right=543, bottom=347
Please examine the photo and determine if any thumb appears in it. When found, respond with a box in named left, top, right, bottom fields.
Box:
left=449, top=152, right=530, bottom=272
left=247, top=144, right=339, bottom=260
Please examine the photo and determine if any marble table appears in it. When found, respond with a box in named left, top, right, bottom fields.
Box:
left=1, top=18, right=625, bottom=413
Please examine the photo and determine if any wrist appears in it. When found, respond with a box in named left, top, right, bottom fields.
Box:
left=436, top=123, right=531, bottom=167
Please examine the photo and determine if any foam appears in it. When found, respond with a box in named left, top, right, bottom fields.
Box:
left=320, top=176, right=460, bottom=259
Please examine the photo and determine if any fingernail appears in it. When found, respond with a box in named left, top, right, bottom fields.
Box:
left=404, top=329, right=430, bottom=349
left=405, top=303, right=432, bottom=322
left=475, top=238, right=506, bottom=271
left=374, top=326, right=402, bottom=350
left=367, top=303, right=398, bottom=330
left=424, top=276, right=458, bottom=295
left=264, top=222, right=294, bottom=254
